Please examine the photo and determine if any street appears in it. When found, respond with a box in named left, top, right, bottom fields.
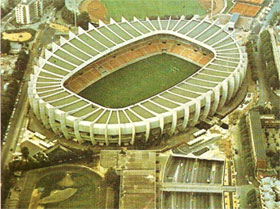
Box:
left=1, top=26, right=45, bottom=170
left=1, top=81, right=29, bottom=169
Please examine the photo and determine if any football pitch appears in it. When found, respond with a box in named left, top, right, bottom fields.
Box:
left=79, top=54, right=200, bottom=108
left=101, top=0, right=206, bottom=21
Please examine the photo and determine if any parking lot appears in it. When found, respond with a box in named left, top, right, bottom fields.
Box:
left=164, top=157, right=224, bottom=185
left=163, top=192, right=223, bottom=209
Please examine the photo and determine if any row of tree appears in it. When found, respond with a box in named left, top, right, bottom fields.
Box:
left=260, top=30, right=279, bottom=89
left=105, top=167, right=120, bottom=209
left=245, top=41, right=258, bottom=82
left=8, top=146, right=95, bottom=172
left=246, top=189, right=258, bottom=208
left=238, top=116, right=255, bottom=177
left=1, top=50, right=29, bottom=140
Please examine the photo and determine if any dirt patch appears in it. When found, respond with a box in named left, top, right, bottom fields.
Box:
left=198, top=0, right=224, bottom=16
left=79, top=0, right=107, bottom=23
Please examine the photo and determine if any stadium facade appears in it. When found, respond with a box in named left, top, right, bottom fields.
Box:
left=28, top=16, right=247, bottom=145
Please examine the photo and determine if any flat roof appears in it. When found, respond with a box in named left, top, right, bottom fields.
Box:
left=119, top=151, right=156, bottom=209
left=230, top=13, right=240, bottom=23
left=248, top=110, right=266, bottom=161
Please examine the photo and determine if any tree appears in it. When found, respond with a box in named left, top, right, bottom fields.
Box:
left=105, top=167, right=120, bottom=188
left=247, top=189, right=258, bottom=208
left=54, top=0, right=65, bottom=10
left=21, top=147, right=29, bottom=159
left=1, top=7, right=8, bottom=18
left=1, top=39, right=10, bottom=54
left=61, top=7, right=74, bottom=24
left=269, top=75, right=279, bottom=89
left=77, top=12, right=90, bottom=30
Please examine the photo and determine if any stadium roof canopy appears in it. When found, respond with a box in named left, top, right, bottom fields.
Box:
left=28, top=16, right=247, bottom=144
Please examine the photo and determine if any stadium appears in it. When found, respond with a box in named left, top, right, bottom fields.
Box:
left=28, top=16, right=247, bottom=146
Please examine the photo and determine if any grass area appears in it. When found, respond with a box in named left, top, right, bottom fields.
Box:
left=36, top=171, right=103, bottom=209
left=79, top=54, right=200, bottom=108
left=223, top=0, right=234, bottom=13
left=101, top=0, right=206, bottom=21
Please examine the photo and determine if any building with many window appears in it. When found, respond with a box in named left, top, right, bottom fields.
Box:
left=15, top=0, right=43, bottom=24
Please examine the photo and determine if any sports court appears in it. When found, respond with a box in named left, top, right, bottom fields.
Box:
left=237, top=0, right=264, bottom=5
left=230, top=2, right=261, bottom=17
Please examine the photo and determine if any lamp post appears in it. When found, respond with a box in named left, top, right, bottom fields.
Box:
left=211, top=0, right=214, bottom=20
left=74, top=0, right=77, bottom=27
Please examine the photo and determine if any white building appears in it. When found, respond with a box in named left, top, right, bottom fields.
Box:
left=228, top=13, right=240, bottom=31
left=15, top=0, right=43, bottom=24
left=28, top=17, right=247, bottom=146
left=259, top=177, right=280, bottom=209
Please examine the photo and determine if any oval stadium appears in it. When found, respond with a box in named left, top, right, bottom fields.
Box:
left=28, top=16, right=247, bottom=146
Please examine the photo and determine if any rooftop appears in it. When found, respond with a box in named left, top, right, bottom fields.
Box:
left=118, top=151, right=157, bottom=209
left=230, top=13, right=240, bottom=23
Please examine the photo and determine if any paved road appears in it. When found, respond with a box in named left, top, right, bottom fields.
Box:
left=161, top=182, right=236, bottom=193
left=1, top=82, right=29, bottom=170
left=1, top=27, right=44, bottom=170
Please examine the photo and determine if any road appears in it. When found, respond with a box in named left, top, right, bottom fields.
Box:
left=1, top=82, right=29, bottom=170
left=161, top=182, right=236, bottom=193
left=1, top=27, right=44, bottom=170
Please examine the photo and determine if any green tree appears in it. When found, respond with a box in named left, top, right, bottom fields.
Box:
left=1, top=39, right=10, bottom=54
left=77, top=12, right=90, bottom=30
left=269, top=75, right=279, bottom=89
left=247, top=189, right=258, bottom=208
left=105, top=167, right=120, bottom=188
left=54, top=0, right=64, bottom=10
left=61, top=7, right=74, bottom=24
left=21, top=147, right=29, bottom=159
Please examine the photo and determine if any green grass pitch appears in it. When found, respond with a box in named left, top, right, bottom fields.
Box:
left=79, top=54, right=200, bottom=108
left=101, top=0, right=206, bottom=21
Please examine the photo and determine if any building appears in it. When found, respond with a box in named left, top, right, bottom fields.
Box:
left=15, top=0, right=43, bottom=24
left=259, top=177, right=280, bottom=209
left=28, top=17, right=247, bottom=146
left=260, top=114, right=280, bottom=128
left=10, top=42, right=22, bottom=54
left=247, top=110, right=267, bottom=169
left=100, top=150, right=157, bottom=209
left=228, top=13, right=240, bottom=30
